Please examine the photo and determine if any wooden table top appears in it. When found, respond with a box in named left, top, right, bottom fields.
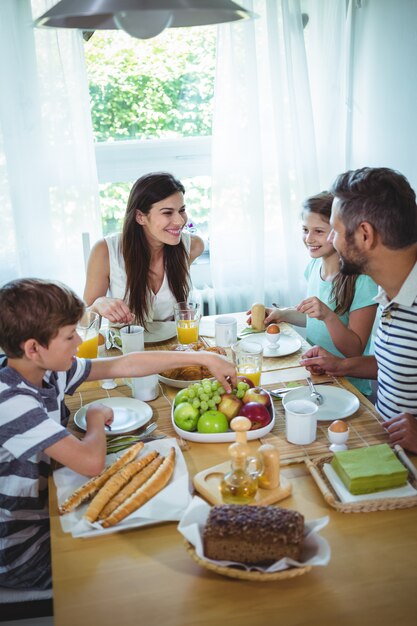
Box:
left=49, top=320, right=417, bottom=626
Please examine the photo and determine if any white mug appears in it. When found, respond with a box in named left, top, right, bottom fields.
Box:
left=124, top=375, right=160, bottom=402
left=284, top=399, right=318, bottom=445
left=215, top=316, right=237, bottom=347
left=120, top=325, right=144, bottom=354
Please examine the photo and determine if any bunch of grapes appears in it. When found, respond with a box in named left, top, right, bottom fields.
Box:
left=175, top=379, right=250, bottom=416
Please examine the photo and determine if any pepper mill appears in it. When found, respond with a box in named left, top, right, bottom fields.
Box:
left=257, top=443, right=280, bottom=490
left=219, top=416, right=259, bottom=504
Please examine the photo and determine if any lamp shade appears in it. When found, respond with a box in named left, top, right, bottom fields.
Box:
left=35, top=0, right=255, bottom=39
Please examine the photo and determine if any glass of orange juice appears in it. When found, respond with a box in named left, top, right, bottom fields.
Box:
left=77, top=311, right=99, bottom=358
left=174, top=301, right=201, bottom=345
left=231, top=341, right=263, bottom=386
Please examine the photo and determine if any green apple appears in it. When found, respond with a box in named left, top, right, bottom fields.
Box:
left=197, top=410, right=229, bottom=434
left=173, top=402, right=199, bottom=431
left=174, top=388, right=191, bottom=407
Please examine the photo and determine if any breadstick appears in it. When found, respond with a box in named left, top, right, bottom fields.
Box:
left=101, top=447, right=176, bottom=528
left=85, top=451, right=158, bottom=523
left=98, top=454, right=164, bottom=520
left=59, top=441, right=144, bottom=515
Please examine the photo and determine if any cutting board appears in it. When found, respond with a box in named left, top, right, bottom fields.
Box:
left=193, top=461, right=292, bottom=506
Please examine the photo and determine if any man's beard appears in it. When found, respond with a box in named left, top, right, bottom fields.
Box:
left=339, top=254, right=367, bottom=276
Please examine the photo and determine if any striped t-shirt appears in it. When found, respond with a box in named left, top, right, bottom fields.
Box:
left=374, top=261, right=417, bottom=420
left=0, top=357, right=91, bottom=590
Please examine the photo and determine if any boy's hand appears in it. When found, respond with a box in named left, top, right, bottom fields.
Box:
left=202, top=353, right=237, bottom=393
left=85, top=402, right=114, bottom=430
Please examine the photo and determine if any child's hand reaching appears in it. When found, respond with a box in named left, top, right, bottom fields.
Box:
left=85, top=403, right=114, bottom=431
left=296, top=296, right=333, bottom=321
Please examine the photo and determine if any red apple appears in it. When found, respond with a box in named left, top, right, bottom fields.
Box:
left=237, top=375, right=255, bottom=389
left=240, top=402, right=272, bottom=430
left=242, top=387, right=271, bottom=407
left=217, top=394, right=243, bottom=421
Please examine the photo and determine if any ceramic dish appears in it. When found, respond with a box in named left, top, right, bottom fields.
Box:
left=159, top=374, right=216, bottom=389
left=171, top=392, right=275, bottom=442
left=282, top=385, right=360, bottom=421
left=74, top=397, right=153, bottom=434
left=239, top=332, right=302, bottom=357
left=144, top=321, right=177, bottom=344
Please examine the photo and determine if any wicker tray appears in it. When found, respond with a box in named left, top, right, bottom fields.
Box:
left=184, top=541, right=312, bottom=581
left=305, top=451, right=417, bottom=513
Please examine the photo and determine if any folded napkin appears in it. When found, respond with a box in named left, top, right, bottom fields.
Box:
left=239, top=326, right=264, bottom=337
left=331, top=444, right=408, bottom=495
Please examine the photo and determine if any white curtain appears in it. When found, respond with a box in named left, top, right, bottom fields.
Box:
left=0, top=0, right=102, bottom=296
left=209, top=0, right=348, bottom=313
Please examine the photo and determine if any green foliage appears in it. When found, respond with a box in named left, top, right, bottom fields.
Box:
left=84, top=27, right=217, bottom=142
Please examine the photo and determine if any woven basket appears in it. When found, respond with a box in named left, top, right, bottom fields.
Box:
left=305, top=453, right=417, bottom=513
left=184, top=541, right=312, bottom=582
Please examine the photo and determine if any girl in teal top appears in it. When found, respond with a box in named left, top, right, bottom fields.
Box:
left=265, top=192, right=378, bottom=395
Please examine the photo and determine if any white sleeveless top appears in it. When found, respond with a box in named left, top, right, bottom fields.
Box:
left=105, top=231, right=191, bottom=322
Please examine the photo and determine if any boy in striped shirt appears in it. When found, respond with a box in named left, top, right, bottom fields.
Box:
left=0, top=279, right=236, bottom=590
left=301, top=167, right=417, bottom=454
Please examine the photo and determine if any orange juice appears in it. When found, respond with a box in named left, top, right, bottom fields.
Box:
left=177, top=320, right=199, bottom=344
left=77, top=332, right=99, bottom=358
left=237, top=366, right=261, bottom=387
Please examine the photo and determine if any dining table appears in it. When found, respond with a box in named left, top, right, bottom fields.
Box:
left=49, top=313, right=417, bottom=626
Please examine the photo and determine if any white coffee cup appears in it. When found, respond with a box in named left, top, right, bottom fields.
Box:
left=284, top=399, right=318, bottom=445
left=215, top=316, right=237, bottom=347
left=120, top=325, right=144, bottom=354
left=124, top=375, right=160, bottom=402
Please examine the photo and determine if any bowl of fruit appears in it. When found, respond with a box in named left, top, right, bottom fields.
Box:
left=171, top=376, right=275, bottom=442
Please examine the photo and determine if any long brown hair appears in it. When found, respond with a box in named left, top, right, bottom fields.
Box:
left=121, top=172, right=190, bottom=327
left=302, top=192, right=358, bottom=316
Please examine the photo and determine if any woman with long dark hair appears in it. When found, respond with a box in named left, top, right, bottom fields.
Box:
left=84, top=172, right=204, bottom=327
left=259, top=191, right=378, bottom=395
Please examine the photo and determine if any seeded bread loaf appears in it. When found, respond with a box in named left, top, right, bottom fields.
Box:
left=203, top=505, right=304, bottom=565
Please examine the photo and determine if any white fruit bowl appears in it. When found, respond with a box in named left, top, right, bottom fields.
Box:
left=171, top=391, right=275, bottom=443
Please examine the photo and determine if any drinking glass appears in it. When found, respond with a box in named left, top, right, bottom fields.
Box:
left=174, top=301, right=201, bottom=344
left=77, top=311, right=99, bottom=358
left=231, top=341, right=263, bottom=387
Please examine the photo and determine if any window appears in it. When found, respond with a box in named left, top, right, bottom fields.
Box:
left=84, top=27, right=217, bottom=243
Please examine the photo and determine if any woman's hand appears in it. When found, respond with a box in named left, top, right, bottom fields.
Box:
left=201, top=353, right=237, bottom=393
left=383, top=413, right=417, bottom=454
left=92, top=297, right=135, bottom=325
left=296, top=296, right=333, bottom=321
left=246, top=306, right=275, bottom=326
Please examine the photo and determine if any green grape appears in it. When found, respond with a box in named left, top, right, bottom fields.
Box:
left=197, top=387, right=205, bottom=397
left=203, top=384, right=212, bottom=394
left=236, top=389, right=245, bottom=399
left=192, top=398, right=201, bottom=409
left=208, top=399, right=216, bottom=408
left=217, top=386, right=225, bottom=395
left=211, top=380, right=220, bottom=391
left=237, top=381, right=249, bottom=392
left=213, top=394, right=221, bottom=404
left=200, top=400, right=209, bottom=412
left=200, top=392, right=209, bottom=402
left=188, top=389, right=196, bottom=399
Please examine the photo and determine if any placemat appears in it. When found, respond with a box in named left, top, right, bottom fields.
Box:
left=260, top=379, right=389, bottom=464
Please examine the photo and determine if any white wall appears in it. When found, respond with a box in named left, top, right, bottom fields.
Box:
left=348, top=0, right=417, bottom=188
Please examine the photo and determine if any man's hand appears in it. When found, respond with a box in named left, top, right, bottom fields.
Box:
left=300, top=345, right=344, bottom=377
left=383, top=413, right=417, bottom=454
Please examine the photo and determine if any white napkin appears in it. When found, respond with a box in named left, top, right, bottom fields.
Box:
left=54, top=438, right=192, bottom=538
left=178, top=496, right=330, bottom=572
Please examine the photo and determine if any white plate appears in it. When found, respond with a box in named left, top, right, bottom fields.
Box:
left=282, top=386, right=360, bottom=421
left=74, top=397, right=153, bottom=434
left=144, top=321, right=177, bottom=344
left=171, top=393, right=275, bottom=442
left=238, top=332, right=302, bottom=358
left=158, top=374, right=215, bottom=389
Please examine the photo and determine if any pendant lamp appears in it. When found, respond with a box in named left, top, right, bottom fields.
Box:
left=35, top=0, right=255, bottom=40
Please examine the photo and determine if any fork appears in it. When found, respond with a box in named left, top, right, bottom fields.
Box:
left=307, top=377, right=324, bottom=405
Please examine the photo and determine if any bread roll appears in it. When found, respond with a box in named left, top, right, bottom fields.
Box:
left=58, top=441, right=144, bottom=515
left=251, top=303, right=265, bottom=331
left=101, top=447, right=176, bottom=528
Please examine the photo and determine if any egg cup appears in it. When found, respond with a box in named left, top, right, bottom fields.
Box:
left=264, top=330, right=280, bottom=355
left=327, top=424, right=349, bottom=452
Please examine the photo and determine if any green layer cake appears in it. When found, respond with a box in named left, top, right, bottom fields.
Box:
left=331, top=444, right=408, bottom=495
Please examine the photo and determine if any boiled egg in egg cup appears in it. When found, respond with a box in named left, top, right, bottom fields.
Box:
left=328, top=420, right=349, bottom=452
left=264, top=324, right=281, bottom=355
